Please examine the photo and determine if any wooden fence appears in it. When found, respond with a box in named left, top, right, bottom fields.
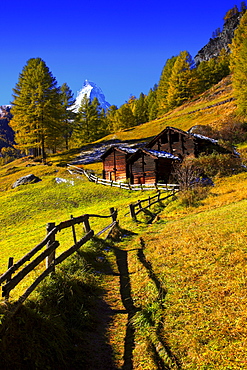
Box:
left=129, top=190, right=178, bottom=221
left=67, top=164, right=180, bottom=192
left=0, top=208, right=118, bottom=307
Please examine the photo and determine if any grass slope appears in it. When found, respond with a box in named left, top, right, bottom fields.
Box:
left=99, top=75, right=235, bottom=144
left=1, top=75, right=247, bottom=369
left=126, top=172, right=247, bottom=369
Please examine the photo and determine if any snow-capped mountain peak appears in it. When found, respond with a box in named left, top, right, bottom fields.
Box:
left=73, top=80, right=111, bottom=112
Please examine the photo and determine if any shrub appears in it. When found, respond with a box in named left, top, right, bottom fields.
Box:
left=178, top=186, right=210, bottom=207
left=193, top=153, right=242, bottom=177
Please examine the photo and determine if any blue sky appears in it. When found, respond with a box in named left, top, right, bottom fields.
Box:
left=1, top=0, right=239, bottom=107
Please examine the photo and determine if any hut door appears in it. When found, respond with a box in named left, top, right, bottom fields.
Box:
left=137, top=176, right=145, bottom=184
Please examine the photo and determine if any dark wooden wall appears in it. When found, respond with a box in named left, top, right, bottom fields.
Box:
left=150, top=129, right=196, bottom=158
left=103, top=150, right=128, bottom=182
left=129, top=152, right=155, bottom=184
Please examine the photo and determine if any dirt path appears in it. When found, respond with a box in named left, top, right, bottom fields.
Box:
left=98, top=235, right=180, bottom=370
left=101, top=243, right=140, bottom=370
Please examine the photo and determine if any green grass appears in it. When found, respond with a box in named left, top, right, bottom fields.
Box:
left=125, top=172, right=247, bottom=369
left=1, top=74, right=247, bottom=369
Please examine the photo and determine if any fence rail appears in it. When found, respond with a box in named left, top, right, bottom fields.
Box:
left=129, top=190, right=178, bottom=221
left=67, top=164, right=180, bottom=191
left=0, top=208, right=118, bottom=307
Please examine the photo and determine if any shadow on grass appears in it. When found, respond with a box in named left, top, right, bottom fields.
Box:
left=112, top=246, right=140, bottom=370
left=0, top=246, right=118, bottom=370
left=136, top=238, right=181, bottom=370
left=137, top=237, right=167, bottom=300
left=0, top=295, right=117, bottom=370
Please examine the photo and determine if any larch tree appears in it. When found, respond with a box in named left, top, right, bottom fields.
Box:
left=11, top=58, right=62, bottom=161
left=106, top=105, right=119, bottom=132
left=59, top=83, right=76, bottom=150
left=156, top=56, right=177, bottom=116
left=74, top=95, right=105, bottom=143
left=134, top=92, right=148, bottom=124
left=166, top=51, right=195, bottom=109
left=116, top=104, right=136, bottom=130
left=230, top=10, right=247, bottom=116
left=146, top=85, right=158, bottom=121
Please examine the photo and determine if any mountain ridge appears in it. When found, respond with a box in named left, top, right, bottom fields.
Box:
left=73, top=80, right=111, bottom=112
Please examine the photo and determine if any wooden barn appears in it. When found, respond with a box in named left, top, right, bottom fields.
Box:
left=146, top=126, right=232, bottom=159
left=101, top=146, right=137, bottom=182
left=127, top=148, right=180, bottom=184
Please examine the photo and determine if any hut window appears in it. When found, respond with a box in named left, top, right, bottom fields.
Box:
left=171, top=133, right=179, bottom=143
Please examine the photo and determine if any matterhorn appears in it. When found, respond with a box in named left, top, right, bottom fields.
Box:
left=73, top=80, right=111, bottom=112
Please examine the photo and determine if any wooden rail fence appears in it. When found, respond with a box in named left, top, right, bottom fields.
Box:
left=67, top=164, right=180, bottom=192
left=129, top=190, right=178, bottom=221
left=0, top=208, right=118, bottom=307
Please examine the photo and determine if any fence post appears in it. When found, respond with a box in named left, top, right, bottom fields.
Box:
left=138, top=200, right=142, bottom=210
left=70, top=215, right=77, bottom=244
left=5, top=257, right=14, bottom=301
left=110, top=207, right=117, bottom=222
left=148, top=196, right=151, bottom=206
left=157, top=190, right=160, bottom=201
left=46, top=222, right=56, bottom=271
left=83, top=215, right=91, bottom=233
left=129, top=204, right=137, bottom=221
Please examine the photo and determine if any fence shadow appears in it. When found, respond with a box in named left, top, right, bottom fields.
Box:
left=113, top=247, right=140, bottom=370
left=0, top=285, right=117, bottom=370
left=137, top=238, right=167, bottom=300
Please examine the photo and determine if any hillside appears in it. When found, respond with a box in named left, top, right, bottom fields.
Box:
left=1, top=75, right=247, bottom=369
left=97, top=75, right=235, bottom=145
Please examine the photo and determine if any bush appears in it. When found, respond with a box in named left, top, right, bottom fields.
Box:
left=193, top=153, right=242, bottom=177
left=178, top=186, right=210, bottom=207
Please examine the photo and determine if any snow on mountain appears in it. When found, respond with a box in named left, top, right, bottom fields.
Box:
left=73, top=80, right=111, bottom=112
left=0, top=105, right=11, bottom=117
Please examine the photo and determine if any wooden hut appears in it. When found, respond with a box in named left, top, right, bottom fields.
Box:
left=101, top=146, right=137, bottom=182
left=146, top=126, right=232, bottom=158
left=127, top=148, right=180, bottom=184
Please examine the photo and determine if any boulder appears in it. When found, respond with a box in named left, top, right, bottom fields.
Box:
left=12, top=174, right=41, bottom=188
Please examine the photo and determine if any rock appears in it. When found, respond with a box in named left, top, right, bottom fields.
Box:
left=12, top=174, right=41, bottom=188
left=195, top=13, right=242, bottom=64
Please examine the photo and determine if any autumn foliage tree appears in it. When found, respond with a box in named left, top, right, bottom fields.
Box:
left=59, top=83, right=76, bottom=150
left=11, top=58, right=63, bottom=161
left=230, top=9, right=247, bottom=117
left=166, top=51, right=196, bottom=109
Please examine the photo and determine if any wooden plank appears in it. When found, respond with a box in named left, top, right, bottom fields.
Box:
left=83, top=215, right=91, bottom=233
left=71, top=215, right=77, bottom=244
left=5, top=257, right=14, bottom=301
left=0, top=227, right=58, bottom=284
left=54, top=230, right=94, bottom=266
left=46, top=222, right=56, bottom=270
left=96, top=221, right=117, bottom=236
left=2, top=241, right=59, bottom=297
left=129, top=204, right=137, bottom=221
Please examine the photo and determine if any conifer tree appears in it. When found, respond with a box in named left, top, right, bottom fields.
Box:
left=196, top=49, right=230, bottom=93
left=230, top=10, right=247, bottom=116
left=156, top=56, right=177, bottom=116
left=134, top=92, right=148, bottom=124
left=241, top=1, right=247, bottom=12
left=11, top=58, right=62, bottom=161
left=74, top=95, right=105, bottom=143
left=166, top=51, right=195, bottom=109
left=116, top=104, right=136, bottom=130
left=106, top=105, right=119, bottom=132
left=59, top=83, right=76, bottom=150
left=146, top=85, right=158, bottom=121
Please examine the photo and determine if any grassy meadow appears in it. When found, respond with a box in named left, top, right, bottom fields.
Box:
left=1, top=75, right=247, bottom=369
